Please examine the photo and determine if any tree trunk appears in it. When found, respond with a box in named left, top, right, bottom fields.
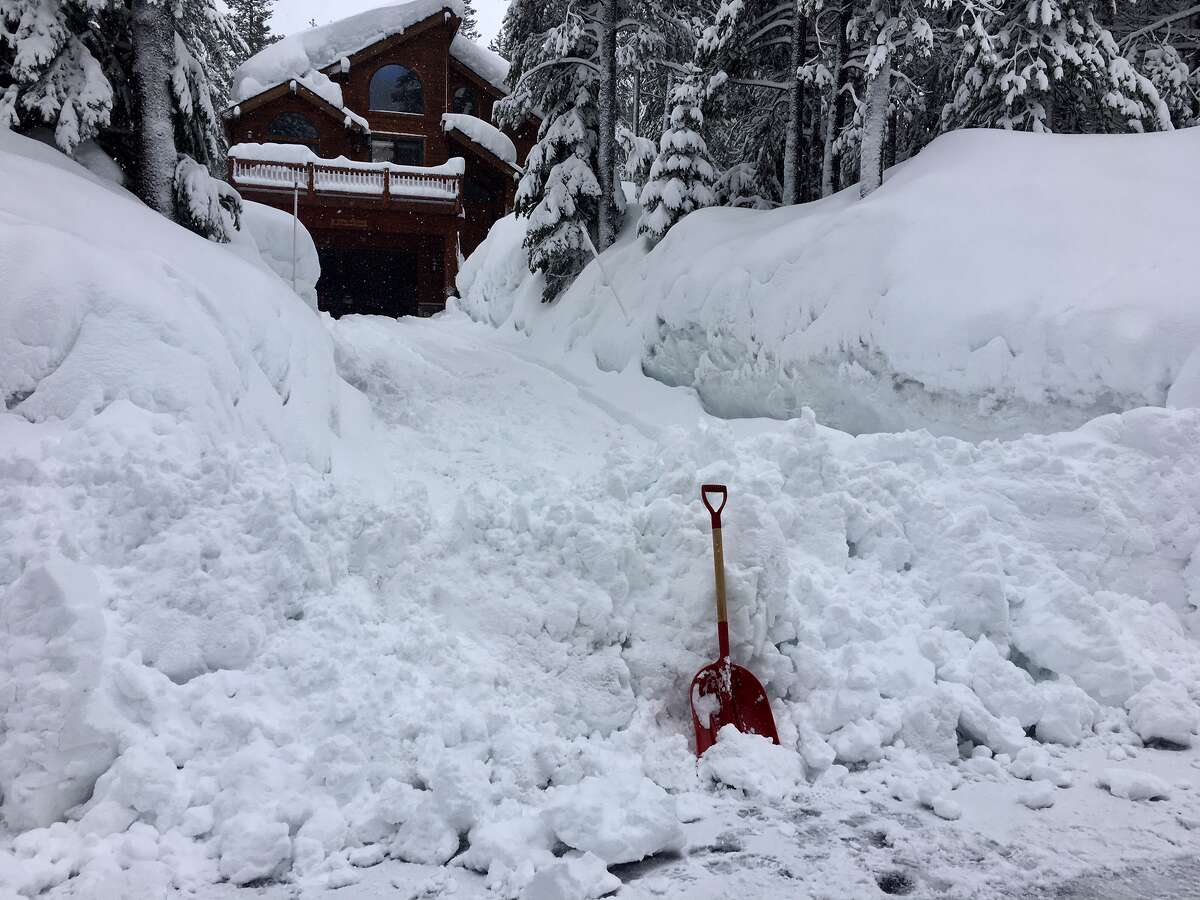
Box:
left=822, top=1, right=850, bottom=196
left=131, top=0, right=178, bottom=218
left=781, top=2, right=803, bottom=205
left=633, top=68, right=641, bottom=136
left=597, top=0, right=618, bottom=249
left=859, top=52, right=891, bottom=198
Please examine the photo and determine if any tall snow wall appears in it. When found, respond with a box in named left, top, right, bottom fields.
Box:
left=458, top=128, right=1200, bottom=439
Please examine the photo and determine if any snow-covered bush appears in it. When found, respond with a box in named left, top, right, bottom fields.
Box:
left=173, top=155, right=243, bottom=243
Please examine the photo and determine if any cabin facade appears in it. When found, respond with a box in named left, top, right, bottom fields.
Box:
left=224, top=3, right=536, bottom=317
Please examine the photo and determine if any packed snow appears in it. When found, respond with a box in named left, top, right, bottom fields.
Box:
left=231, top=0, right=509, bottom=105
left=2, top=126, right=1199, bottom=900
left=443, top=113, right=518, bottom=166
left=459, top=127, right=1200, bottom=440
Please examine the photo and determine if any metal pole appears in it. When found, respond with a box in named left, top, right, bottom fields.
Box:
left=291, top=180, right=299, bottom=292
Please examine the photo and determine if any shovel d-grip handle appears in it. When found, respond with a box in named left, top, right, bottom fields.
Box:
left=701, top=484, right=728, bottom=529
left=701, top=484, right=731, bottom=659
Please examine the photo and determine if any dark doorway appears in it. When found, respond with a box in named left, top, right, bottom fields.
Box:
left=317, top=248, right=417, bottom=318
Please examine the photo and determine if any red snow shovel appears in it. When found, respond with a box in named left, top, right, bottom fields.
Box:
left=690, top=485, right=780, bottom=757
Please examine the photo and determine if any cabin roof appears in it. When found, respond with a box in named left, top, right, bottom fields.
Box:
left=442, top=114, right=521, bottom=176
left=231, top=0, right=511, bottom=111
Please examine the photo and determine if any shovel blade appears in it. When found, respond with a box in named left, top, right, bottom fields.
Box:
left=690, top=660, right=780, bottom=757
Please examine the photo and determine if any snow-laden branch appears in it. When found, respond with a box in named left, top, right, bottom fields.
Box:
left=728, top=76, right=790, bottom=90
left=1121, top=4, right=1200, bottom=47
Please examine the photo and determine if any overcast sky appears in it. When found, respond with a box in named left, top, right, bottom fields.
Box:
left=271, top=0, right=509, bottom=45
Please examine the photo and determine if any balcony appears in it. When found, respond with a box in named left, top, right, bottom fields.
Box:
left=228, top=147, right=463, bottom=213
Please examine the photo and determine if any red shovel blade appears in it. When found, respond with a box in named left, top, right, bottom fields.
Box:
left=690, top=659, right=780, bottom=756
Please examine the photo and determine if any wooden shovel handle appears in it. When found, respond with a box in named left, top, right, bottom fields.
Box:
left=702, top=485, right=731, bottom=657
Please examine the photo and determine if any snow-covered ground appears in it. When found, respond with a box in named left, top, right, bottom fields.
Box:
left=2, top=128, right=1199, bottom=899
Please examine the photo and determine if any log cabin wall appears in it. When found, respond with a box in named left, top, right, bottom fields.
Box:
left=230, top=93, right=363, bottom=160
left=331, top=20, right=456, bottom=166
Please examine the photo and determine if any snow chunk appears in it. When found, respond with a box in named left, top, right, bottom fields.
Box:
left=524, top=852, right=620, bottom=900
left=542, top=775, right=684, bottom=865
left=230, top=141, right=465, bottom=176
left=1034, top=680, right=1100, bottom=746
left=443, top=113, right=517, bottom=165
left=699, top=726, right=806, bottom=800
left=1098, top=769, right=1172, bottom=801
left=217, top=812, right=292, bottom=884
left=1125, top=680, right=1199, bottom=748
left=1018, top=780, right=1057, bottom=810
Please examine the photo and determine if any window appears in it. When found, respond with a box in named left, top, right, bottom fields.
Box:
left=369, top=64, right=423, bottom=114
left=371, top=136, right=424, bottom=166
left=267, top=111, right=319, bottom=146
left=451, top=86, right=477, bottom=116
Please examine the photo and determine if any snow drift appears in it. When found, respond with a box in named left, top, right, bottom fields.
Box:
left=458, top=128, right=1200, bottom=439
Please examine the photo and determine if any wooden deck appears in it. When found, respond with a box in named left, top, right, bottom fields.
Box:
left=228, top=156, right=463, bottom=214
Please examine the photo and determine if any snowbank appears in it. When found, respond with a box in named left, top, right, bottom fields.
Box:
left=240, top=200, right=322, bottom=309
left=443, top=113, right=518, bottom=165
left=458, top=128, right=1200, bottom=439
left=0, top=127, right=369, bottom=859
left=231, top=1, right=509, bottom=103
left=0, top=131, right=347, bottom=467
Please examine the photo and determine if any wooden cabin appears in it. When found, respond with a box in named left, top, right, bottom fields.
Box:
left=224, top=2, right=536, bottom=317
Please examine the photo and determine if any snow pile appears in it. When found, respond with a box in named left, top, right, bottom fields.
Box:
left=231, top=0, right=508, bottom=103
left=443, top=112, right=518, bottom=165
left=0, top=130, right=347, bottom=468
left=240, top=200, right=322, bottom=309
left=458, top=128, right=1200, bottom=439
left=0, top=129, right=372, bottom=889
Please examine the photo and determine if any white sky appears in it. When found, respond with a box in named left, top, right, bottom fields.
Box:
left=271, top=0, right=509, bottom=45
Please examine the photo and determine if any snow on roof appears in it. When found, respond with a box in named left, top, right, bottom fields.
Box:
left=232, top=0, right=509, bottom=105
left=450, top=35, right=510, bottom=92
left=442, top=113, right=517, bottom=167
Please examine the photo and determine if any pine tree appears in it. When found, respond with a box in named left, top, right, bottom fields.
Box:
left=638, top=73, right=717, bottom=243
left=943, top=0, right=1172, bottom=133
left=516, top=86, right=603, bottom=301
left=1, top=0, right=244, bottom=232
left=458, top=0, right=481, bottom=41
left=0, top=0, right=115, bottom=153
left=227, top=0, right=279, bottom=59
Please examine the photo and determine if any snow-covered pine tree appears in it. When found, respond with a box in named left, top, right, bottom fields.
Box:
left=227, top=0, right=279, bottom=59
left=499, top=0, right=691, bottom=256
left=458, top=0, right=482, bottom=41
left=516, top=85, right=603, bottom=301
left=942, top=0, right=1172, bottom=133
left=0, top=0, right=114, bottom=153
left=638, top=73, right=717, bottom=243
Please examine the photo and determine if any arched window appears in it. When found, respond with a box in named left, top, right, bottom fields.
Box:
left=267, top=111, right=319, bottom=143
left=370, top=64, right=423, bottom=114
left=451, top=85, right=477, bottom=116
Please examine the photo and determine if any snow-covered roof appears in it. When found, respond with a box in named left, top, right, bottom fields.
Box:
left=449, top=35, right=510, bottom=92
left=442, top=113, right=518, bottom=167
left=232, top=0, right=509, bottom=106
